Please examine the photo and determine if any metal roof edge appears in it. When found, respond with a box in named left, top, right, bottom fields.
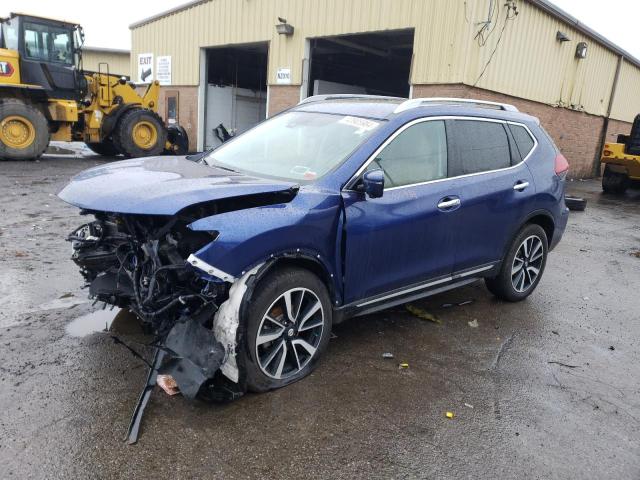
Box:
left=528, top=0, right=640, bottom=68
left=129, top=0, right=212, bottom=29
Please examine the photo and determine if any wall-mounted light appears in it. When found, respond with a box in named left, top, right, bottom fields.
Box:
left=556, top=31, right=570, bottom=42
left=576, top=42, right=588, bottom=59
left=276, top=17, right=294, bottom=36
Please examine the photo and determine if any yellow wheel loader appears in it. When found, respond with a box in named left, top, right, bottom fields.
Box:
left=600, top=114, right=640, bottom=194
left=0, top=13, right=188, bottom=160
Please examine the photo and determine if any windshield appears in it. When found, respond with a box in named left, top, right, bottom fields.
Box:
left=24, top=21, right=74, bottom=65
left=204, top=111, right=382, bottom=182
left=1, top=19, right=19, bottom=50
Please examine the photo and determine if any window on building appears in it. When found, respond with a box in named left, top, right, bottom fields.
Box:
left=367, top=120, right=448, bottom=188
left=508, top=124, right=536, bottom=160
left=450, top=120, right=511, bottom=176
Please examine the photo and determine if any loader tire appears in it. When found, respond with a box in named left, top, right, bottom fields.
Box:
left=0, top=99, right=49, bottom=161
left=602, top=165, right=629, bottom=194
left=112, top=108, right=167, bottom=158
left=85, top=140, right=119, bottom=157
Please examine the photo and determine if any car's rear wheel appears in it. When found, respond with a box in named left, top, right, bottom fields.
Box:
left=485, top=224, right=548, bottom=302
left=241, top=267, right=332, bottom=392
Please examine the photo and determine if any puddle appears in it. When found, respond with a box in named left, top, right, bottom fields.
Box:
left=65, top=308, right=141, bottom=338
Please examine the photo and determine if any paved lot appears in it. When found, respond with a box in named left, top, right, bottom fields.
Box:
left=1, top=155, right=639, bottom=479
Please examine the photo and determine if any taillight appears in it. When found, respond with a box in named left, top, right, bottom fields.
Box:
left=555, top=153, right=569, bottom=176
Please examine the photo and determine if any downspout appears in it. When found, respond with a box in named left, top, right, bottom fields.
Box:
left=594, top=55, right=623, bottom=177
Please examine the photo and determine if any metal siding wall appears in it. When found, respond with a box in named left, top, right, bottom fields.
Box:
left=130, top=0, right=640, bottom=121
left=83, top=51, right=131, bottom=77
left=131, top=0, right=468, bottom=87
left=463, top=0, right=617, bottom=117
left=610, top=60, right=640, bottom=122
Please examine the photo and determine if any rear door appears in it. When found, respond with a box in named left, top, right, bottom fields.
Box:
left=448, top=118, right=536, bottom=272
left=341, top=119, right=458, bottom=303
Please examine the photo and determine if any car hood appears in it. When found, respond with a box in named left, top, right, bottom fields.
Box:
left=58, top=156, right=299, bottom=215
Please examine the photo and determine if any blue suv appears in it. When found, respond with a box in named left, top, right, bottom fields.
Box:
left=60, top=95, right=569, bottom=398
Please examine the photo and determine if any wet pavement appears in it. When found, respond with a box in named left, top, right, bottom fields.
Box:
left=1, top=156, right=639, bottom=479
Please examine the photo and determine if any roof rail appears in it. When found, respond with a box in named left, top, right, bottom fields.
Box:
left=394, top=97, right=519, bottom=114
left=298, top=94, right=405, bottom=105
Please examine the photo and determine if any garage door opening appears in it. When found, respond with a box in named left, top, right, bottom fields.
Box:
left=204, top=42, right=268, bottom=149
left=307, top=29, right=414, bottom=98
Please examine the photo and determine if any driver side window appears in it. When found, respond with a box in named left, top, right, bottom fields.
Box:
left=367, top=120, right=448, bottom=188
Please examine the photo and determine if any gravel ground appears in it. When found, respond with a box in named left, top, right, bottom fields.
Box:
left=1, top=155, right=639, bottom=479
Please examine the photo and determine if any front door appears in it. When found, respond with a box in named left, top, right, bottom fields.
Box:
left=342, top=119, right=458, bottom=304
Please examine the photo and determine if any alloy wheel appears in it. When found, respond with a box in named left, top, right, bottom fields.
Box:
left=511, top=235, right=544, bottom=293
left=255, top=288, right=325, bottom=380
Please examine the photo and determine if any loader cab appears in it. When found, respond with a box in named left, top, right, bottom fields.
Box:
left=0, top=13, right=82, bottom=100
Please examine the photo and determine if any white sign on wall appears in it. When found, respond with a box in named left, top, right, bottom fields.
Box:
left=137, top=53, right=154, bottom=83
left=156, top=56, right=172, bottom=86
left=276, top=67, right=291, bottom=85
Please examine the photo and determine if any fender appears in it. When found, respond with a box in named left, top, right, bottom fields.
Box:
left=188, top=190, right=345, bottom=304
left=496, top=208, right=556, bottom=268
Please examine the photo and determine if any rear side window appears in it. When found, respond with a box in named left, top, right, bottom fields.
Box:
left=450, top=120, right=511, bottom=176
left=368, top=120, right=448, bottom=188
left=509, top=124, right=535, bottom=159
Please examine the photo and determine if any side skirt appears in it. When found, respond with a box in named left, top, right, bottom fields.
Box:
left=338, top=262, right=498, bottom=319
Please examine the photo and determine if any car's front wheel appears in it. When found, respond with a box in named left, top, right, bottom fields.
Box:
left=485, top=224, right=548, bottom=302
left=241, top=267, right=333, bottom=392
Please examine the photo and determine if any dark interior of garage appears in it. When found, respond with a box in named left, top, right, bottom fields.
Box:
left=204, top=42, right=268, bottom=149
left=207, top=43, right=268, bottom=91
left=308, top=29, right=414, bottom=98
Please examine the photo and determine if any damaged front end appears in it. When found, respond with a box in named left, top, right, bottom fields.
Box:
left=68, top=211, right=241, bottom=401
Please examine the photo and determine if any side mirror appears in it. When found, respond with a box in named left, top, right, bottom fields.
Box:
left=362, top=169, right=384, bottom=198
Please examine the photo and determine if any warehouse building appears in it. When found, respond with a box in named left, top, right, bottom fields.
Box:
left=130, top=0, right=640, bottom=178
left=82, top=46, right=130, bottom=77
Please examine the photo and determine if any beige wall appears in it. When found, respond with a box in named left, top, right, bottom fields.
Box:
left=82, top=49, right=131, bottom=77
left=610, top=60, right=640, bottom=122
left=131, top=0, right=640, bottom=122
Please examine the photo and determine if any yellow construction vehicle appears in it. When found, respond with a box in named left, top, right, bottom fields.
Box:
left=600, top=115, right=640, bottom=194
left=0, top=13, right=188, bottom=160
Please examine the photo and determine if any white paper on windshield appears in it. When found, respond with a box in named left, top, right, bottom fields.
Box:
left=339, top=116, right=380, bottom=135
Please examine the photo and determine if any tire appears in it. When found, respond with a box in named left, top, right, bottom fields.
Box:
left=565, top=196, right=587, bottom=212
left=602, top=165, right=629, bottom=194
left=85, top=140, right=120, bottom=156
left=112, top=108, right=167, bottom=158
left=0, top=99, right=49, bottom=160
left=240, top=267, right=333, bottom=392
left=166, top=124, right=189, bottom=155
left=485, top=224, right=548, bottom=302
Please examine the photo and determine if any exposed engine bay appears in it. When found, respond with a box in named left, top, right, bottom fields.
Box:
left=70, top=213, right=220, bottom=333
left=68, top=211, right=242, bottom=407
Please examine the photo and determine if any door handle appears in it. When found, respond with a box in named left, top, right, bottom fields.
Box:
left=513, top=181, right=529, bottom=191
left=437, top=198, right=461, bottom=209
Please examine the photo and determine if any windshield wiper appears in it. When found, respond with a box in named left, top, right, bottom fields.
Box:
left=208, top=160, right=238, bottom=173
left=186, top=148, right=214, bottom=162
